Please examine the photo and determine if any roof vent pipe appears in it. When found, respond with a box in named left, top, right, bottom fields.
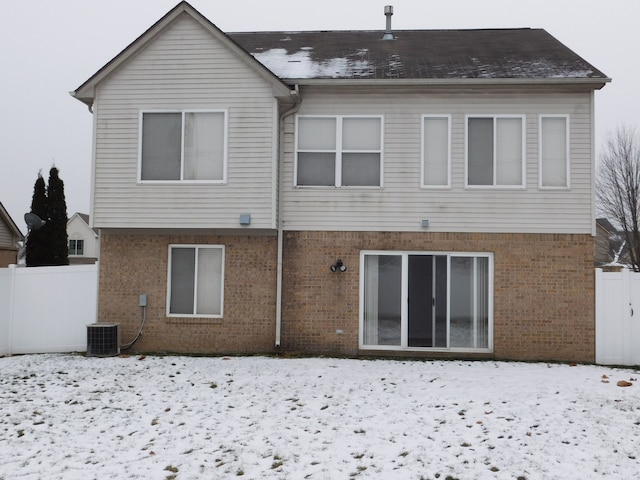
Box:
left=382, top=5, right=394, bottom=40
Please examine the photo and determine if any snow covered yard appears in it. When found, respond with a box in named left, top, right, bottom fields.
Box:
left=1, top=354, right=639, bottom=480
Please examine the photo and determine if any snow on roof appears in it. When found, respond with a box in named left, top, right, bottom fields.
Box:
left=230, top=28, right=608, bottom=82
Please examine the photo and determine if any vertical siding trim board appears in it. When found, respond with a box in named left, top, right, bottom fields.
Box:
left=271, top=99, right=280, bottom=230
left=590, top=90, right=597, bottom=236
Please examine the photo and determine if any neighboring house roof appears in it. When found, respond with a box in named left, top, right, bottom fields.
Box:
left=596, top=218, right=617, bottom=234
left=0, top=202, right=24, bottom=242
left=230, top=28, right=609, bottom=83
left=68, top=212, right=98, bottom=237
left=72, top=1, right=609, bottom=107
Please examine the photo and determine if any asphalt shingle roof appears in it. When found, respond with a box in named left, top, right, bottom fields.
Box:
left=229, top=28, right=608, bottom=81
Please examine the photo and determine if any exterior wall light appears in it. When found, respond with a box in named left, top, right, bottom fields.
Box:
left=330, top=259, right=347, bottom=273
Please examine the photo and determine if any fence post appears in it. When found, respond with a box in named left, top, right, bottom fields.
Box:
left=7, top=264, right=17, bottom=356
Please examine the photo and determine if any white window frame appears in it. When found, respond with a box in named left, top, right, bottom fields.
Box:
left=138, top=110, right=228, bottom=184
left=465, top=115, right=526, bottom=188
left=421, top=115, right=452, bottom=188
left=68, top=238, right=84, bottom=256
left=294, top=115, right=384, bottom=188
left=539, top=114, right=570, bottom=189
left=359, top=250, right=494, bottom=353
left=166, top=244, right=225, bottom=319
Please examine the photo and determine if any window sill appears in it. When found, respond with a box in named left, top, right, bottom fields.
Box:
left=137, top=180, right=227, bottom=185
left=166, top=317, right=224, bottom=325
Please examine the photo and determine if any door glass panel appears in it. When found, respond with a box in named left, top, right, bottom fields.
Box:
left=363, top=255, right=402, bottom=346
left=450, top=257, right=473, bottom=347
left=450, top=257, right=490, bottom=348
left=475, top=257, right=490, bottom=348
left=408, top=255, right=447, bottom=347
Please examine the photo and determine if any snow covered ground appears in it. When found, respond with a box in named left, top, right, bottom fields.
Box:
left=1, top=354, right=639, bottom=480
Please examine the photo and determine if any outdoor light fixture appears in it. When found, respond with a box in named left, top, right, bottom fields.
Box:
left=330, top=259, right=347, bottom=273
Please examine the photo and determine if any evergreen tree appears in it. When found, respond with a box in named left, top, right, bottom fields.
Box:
left=25, top=167, right=69, bottom=266
left=45, top=167, right=69, bottom=266
left=25, top=173, right=48, bottom=267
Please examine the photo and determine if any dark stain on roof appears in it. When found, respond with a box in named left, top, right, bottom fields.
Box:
left=228, top=28, right=607, bottom=80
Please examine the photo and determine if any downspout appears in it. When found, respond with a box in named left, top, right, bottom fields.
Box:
left=275, top=84, right=301, bottom=347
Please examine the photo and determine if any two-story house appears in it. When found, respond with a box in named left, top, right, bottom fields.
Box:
left=72, top=2, right=609, bottom=362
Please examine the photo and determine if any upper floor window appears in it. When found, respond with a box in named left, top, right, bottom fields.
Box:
left=422, top=115, right=451, bottom=188
left=68, top=239, right=84, bottom=256
left=140, top=111, right=227, bottom=183
left=466, top=116, right=525, bottom=187
left=296, top=115, right=383, bottom=187
left=167, top=245, right=224, bottom=318
left=539, top=115, right=569, bottom=188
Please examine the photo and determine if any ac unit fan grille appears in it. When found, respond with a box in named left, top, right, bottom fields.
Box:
left=87, top=323, right=120, bottom=357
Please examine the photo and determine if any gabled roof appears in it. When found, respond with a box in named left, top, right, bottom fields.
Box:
left=71, top=1, right=294, bottom=107
left=68, top=212, right=98, bottom=237
left=72, top=1, right=609, bottom=107
left=0, top=202, right=24, bottom=240
left=230, top=28, right=608, bottom=85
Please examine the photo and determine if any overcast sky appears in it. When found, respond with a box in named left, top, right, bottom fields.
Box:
left=1, top=0, right=638, bottom=232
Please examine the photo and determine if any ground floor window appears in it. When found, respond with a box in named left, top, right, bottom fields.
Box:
left=360, top=251, right=492, bottom=351
left=167, top=245, right=224, bottom=317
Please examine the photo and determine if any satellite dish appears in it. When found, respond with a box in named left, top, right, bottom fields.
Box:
left=24, top=212, right=46, bottom=231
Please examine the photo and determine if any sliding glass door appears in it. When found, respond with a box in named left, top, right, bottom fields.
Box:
left=361, top=252, right=492, bottom=351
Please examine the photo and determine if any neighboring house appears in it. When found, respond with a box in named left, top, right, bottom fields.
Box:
left=0, top=202, right=23, bottom=267
left=595, top=218, right=630, bottom=269
left=71, top=2, right=609, bottom=362
left=67, top=213, right=99, bottom=264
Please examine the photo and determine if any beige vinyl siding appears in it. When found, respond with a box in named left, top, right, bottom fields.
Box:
left=282, top=88, right=594, bottom=234
left=92, top=14, right=278, bottom=230
left=0, top=221, right=14, bottom=247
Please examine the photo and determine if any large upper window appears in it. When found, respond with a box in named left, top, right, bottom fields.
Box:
left=361, top=251, right=492, bottom=352
left=167, top=245, right=224, bottom=318
left=296, top=115, right=382, bottom=187
left=140, top=111, right=227, bottom=182
left=539, top=115, right=569, bottom=188
left=422, top=115, right=451, bottom=188
left=467, top=116, right=525, bottom=187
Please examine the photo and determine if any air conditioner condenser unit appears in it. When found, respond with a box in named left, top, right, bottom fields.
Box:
left=87, top=323, right=120, bottom=357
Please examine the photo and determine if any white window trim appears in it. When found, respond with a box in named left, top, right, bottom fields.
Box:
left=294, top=114, right=384, bottom=188
left=465, top=114, right=526, bottom=189
left=358, top=250, right=494, bottom=353
left=138, top=109, right=228, bottom=184
left=68, top=237, right=84, bottom=256
left=420, top=114, right=452, bottom=189
left=538, top=114, right=570, bottom=190
left=166, top=244, right=225, bottom=319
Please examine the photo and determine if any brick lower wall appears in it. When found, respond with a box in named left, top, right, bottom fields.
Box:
left=280, top=231, right=595, bottom=363
left=99, top=230, right=595, bottom=362
left=98, top=232, right=278, bottom=354
left=0, top=247, right=18, bottom=267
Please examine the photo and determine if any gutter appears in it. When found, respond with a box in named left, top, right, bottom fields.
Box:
left=279, top=77, right=612, bottom=89
left=275, top=85, right=301, bottom=348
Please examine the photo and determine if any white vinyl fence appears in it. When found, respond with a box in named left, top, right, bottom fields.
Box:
left=0, top=264, right=98, bottom=356
left=1, top=264, right=638, bottom=364
left=596, top=268, right=640, bottom=366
